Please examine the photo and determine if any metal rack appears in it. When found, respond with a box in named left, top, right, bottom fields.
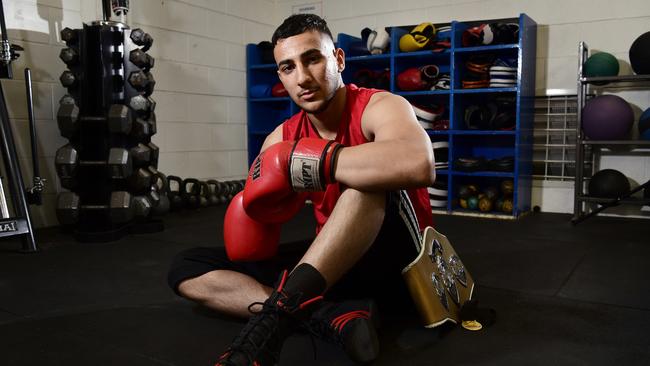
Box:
left=572, top=41, right=650, bottom=224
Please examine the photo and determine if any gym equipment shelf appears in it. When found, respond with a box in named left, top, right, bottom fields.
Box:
left=573, top=41, right=650, bottom=223
left=246, top=14, right=536, bottom=218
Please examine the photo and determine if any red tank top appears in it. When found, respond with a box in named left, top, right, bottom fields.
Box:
left=282, top=84, right=433, bottom=233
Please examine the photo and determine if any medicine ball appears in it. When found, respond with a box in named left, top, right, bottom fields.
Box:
left=629, top=31, right=650, bottom=75
left=638, top=108, right=650, bottom=141
left=584, top=52, right=619, bottom=78
left=582, top=95, right=633, bottom=140
left=588, top=169, right=630, bottom=199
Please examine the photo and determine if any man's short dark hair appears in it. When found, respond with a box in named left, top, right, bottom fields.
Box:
left=271, top=14, right=334, bottom=46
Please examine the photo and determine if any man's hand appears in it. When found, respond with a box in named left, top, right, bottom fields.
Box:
left=224, top=192, right=280, bottom=261
left=242, top=138, right=342, bottom=222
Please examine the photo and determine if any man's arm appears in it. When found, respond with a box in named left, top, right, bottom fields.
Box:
left=334, top=92, right=435, bottom=191
left=260, top=124, right=284, bottom=153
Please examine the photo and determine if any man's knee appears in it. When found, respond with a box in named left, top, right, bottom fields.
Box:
left=336, top=188, right=387, bottom=222
left=167, top=247, right=230, bottom=296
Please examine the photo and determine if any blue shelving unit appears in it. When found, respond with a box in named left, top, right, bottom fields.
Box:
left=246, top=14, right=536, bottom=218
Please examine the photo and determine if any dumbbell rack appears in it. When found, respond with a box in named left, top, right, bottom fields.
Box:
left=55, top=18, right=164, bottom=242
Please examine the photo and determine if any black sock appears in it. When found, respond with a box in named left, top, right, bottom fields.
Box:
left=283, top=263, right=326, bottom=301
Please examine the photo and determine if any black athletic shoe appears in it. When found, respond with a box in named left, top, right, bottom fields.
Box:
left=308, top=299, right=380, bottom=364
left=215, top=271, right=323, bottom=366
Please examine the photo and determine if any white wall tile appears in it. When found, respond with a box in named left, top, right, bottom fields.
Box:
left=1, top=80, right=54, bottom=120
left=188, top=36, right=229, bottom=68
left=227, top=0, right=275, bottom=25
left=208, top=69, right=246, bottom=97
left=188, top=95, right=228, bottom=123
left=5, top=1, right=51, bottom=44
left=376, top=10, right=427, bottom=29
left=545, top=56, right=579, bottom=94
left=163, top=122, right=213, bottom=152
left=228, top=44, right=247, bottom=71
left=206, top=11, right=245, bottom=44
left=324, top=0, right=396, bottom=19
left=179, top=0, right=227, bottom=12
left=227, top=97, right=247, bottom=124
left=578, top=17, right=650, bottom=56
left=154, top=60, right=212, bottom=94
left=187, top=151, right=230, bottom=178
left=244, top=21, right=275, bottom=45
left=328, top=16, right=376, bottom=39
left=158, top=152, right=191, bottom=177
left=10, top=41, right=66, bottom=83
left=140, top=26, right=189, bottom=64
left=153, top=91, right=189, bottom=122
left=229, top=150, right=249, bottom=177
left=213, top=124, right=246, bottom=151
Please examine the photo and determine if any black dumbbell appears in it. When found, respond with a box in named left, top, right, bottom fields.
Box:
left=59, top=70, right=76, bottom=87
left=56, top=191, right=134, bottom=225
left=132, top=195, right=153, bottom=219
left=128, top=167, right=154, bottom=192
left=59, top=48, right=78, bottom=65
left=132, top=117, right=154, bottom=138
left=58, top=103, right=132, bottom=138
left=182, top=178, right=201, bottom=208
left=167, top=175, right=184, bottom=211
left=128, top=70, right=154, bottom=93
left=129, top=49, right=155, bottom=70
left=108, top=104, right=133, bottom=134
left=60, top=27, right=78, bottom=44
left=130, top=143, right=154, bottom=166
left=129, top=95, right=154, bottom=115
left=130, top=28, right=153, bottom=51
left=55, top=145, right=132, bottom=188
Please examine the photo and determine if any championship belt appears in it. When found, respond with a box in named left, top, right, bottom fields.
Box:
left=402, top=227, right=474, bottom=328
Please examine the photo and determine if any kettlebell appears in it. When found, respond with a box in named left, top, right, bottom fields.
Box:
left=206, top=180, right=221, bottom=206
left=182, top=178, right=201, bottom=208
left=167, top=175, right=184, bottom=211
left=150, top=169, right=170, bottom=215
left=198, top=181, right=210, bottom=208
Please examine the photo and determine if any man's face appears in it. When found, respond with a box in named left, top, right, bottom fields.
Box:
left=274, top=30, right=344, bottom=114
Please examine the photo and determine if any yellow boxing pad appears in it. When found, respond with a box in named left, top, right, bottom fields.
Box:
left=399, top=22, right=437, bottom=52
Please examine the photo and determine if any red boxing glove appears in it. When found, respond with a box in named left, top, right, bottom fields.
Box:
left=243, top=138, right=341, bottom=223
left=243, top=141, right=306, bottom=223
left=224, top=192, right=280, bottom=261
left=287, top=138, right=342, bottom=191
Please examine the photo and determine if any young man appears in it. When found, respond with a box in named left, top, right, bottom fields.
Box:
left=167, top=14, right=435, bottom=365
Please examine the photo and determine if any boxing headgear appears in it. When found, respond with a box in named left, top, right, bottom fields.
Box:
left=367, top=28, right=390, bottom=55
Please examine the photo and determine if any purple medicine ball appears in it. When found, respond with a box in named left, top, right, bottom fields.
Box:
left=582, top=95, right=633, bottom=140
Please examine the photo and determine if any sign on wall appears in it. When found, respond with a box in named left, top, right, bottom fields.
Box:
left=292, top=2, right=322, bottom=16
